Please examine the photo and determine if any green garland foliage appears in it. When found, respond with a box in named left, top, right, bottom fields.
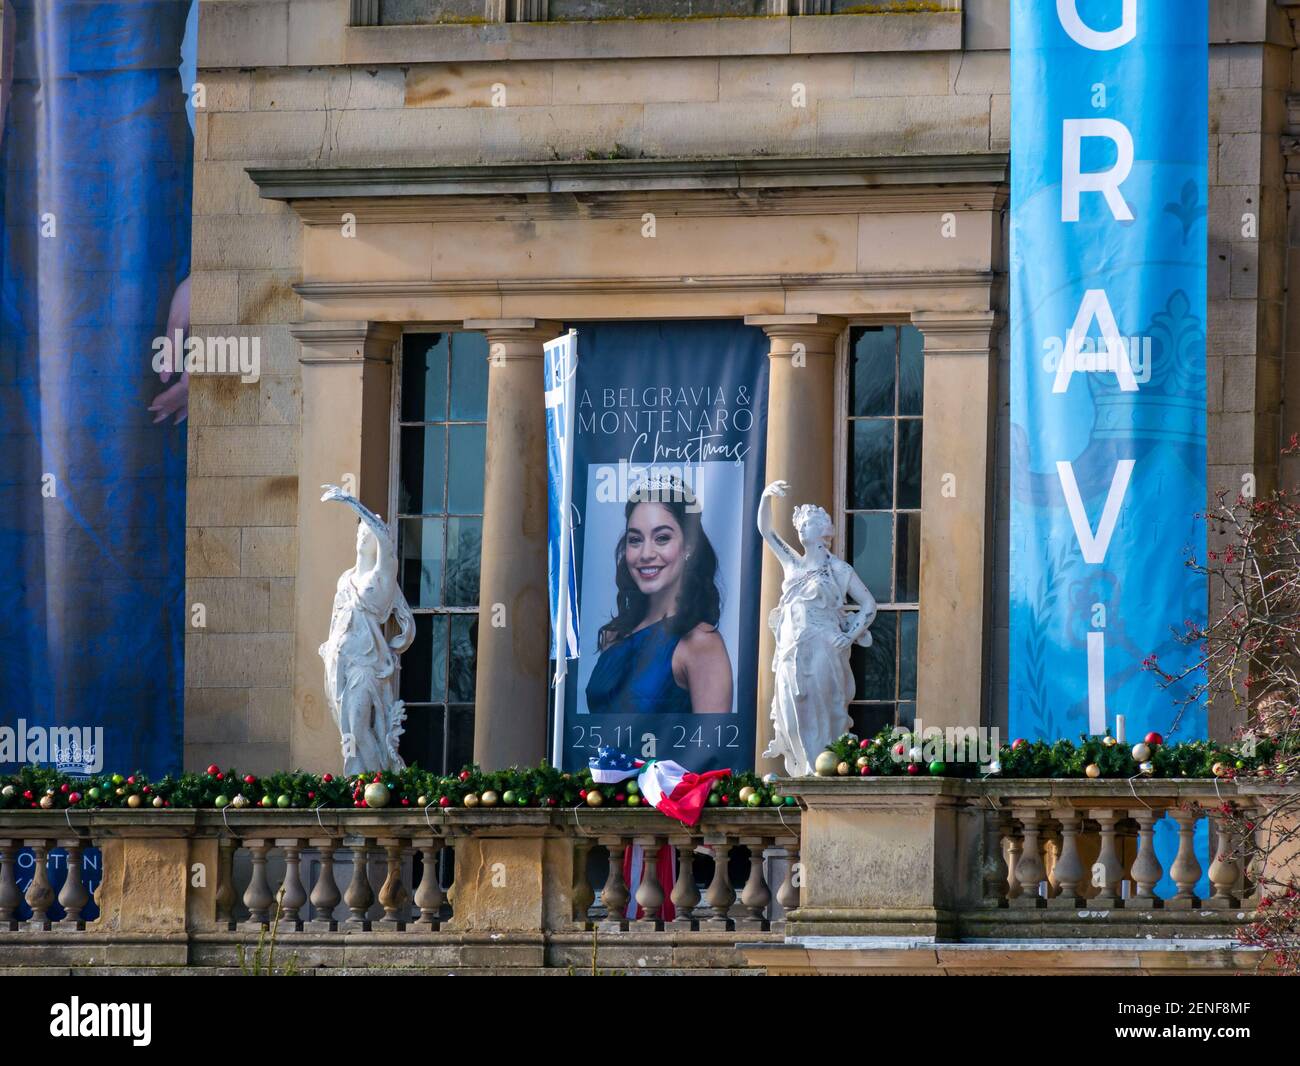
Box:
left=0, top=761, right=795, bottom=812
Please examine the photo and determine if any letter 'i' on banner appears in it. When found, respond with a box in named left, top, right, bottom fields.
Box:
left=1009, top=1, right=1208, bottom=743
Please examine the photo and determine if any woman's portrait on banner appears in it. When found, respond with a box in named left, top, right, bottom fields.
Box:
left=580, top=472, right=737, bottom=717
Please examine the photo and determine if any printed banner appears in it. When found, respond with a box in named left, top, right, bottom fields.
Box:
left=0, top=0, right=196, bottom=778
left=555, top=320, right=769, bottom=774
left=1010, top=0, right=1208, bottom=744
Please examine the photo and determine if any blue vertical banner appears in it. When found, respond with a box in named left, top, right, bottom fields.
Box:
left=0, top=1, right=194, bottom=779
left=1010, top=1, right=1208, bottom=744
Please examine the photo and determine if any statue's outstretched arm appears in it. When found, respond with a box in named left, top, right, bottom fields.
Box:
left=757, top=480, right=800, bottom=569
left=321, top=484, right=396, bottom=564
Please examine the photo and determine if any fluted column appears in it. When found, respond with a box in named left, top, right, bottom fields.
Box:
left=911, top=311, right=998, bottom=730
left=744, top=314, right=845, bottom=774
left=466, top=319, right=562, bottom=768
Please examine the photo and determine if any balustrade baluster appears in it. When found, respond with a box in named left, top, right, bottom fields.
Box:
left=1165, top=808, right=1203, bottom=909
left=670, top=838, right=701, bottom=927
left=1048, top=809, right=1085, bottom=907
left=1207, top=810, right=1242, bottom=909
left=241, top=839, right=274, bottom=928
left=704, top=836, right=735, bottom=927
left=215, top=836, right=238, bottom=929
left=570, top=838, right=595, bottom=927
left=1128, top=808, right=1165, bottom=908
left=377, top=837, right=409, bottom=928
left=307, top=836, right=341, bottom=930
left=737, top=837, right=772, bottom=931
left=633, top=837, right=665, bottom=927
left=23, top=839, right=55, bottom=930
left=597, top=837, right=629, bottom=932
left=412, top=837, right=445, bottom=929
left=0, top=840, right=22, bottom=930
left=345, top=837, right=375, bottom=928
left=1088, top=809, right=1124, bottom=907
left=982, top=812, right=1010, bottom=906
left=1011, top=812, right=1046, bottom=907
left=1005, top=833, right=1023, bottom=899
left=56, top=838, right=90, bottom=929
left=776, top=844, right=800, bottom=915
left=277, top=838, right=307, bottom=929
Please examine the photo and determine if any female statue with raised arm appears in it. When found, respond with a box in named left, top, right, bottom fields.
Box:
left=318, top=485, right=416, bottom=774
left=757, top=480, right=878, bottom=777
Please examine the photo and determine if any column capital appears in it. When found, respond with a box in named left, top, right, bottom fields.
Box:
left=746, top=314, right=845, bottom=359
left=910, top=310, right=999, bottom=355
left=464, top=320, right=564, bottom=362
left=291, top=320, right=401, bottom=365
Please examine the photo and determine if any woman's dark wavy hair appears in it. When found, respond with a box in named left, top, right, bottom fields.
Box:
left=598, top=478, right=721, bottom=650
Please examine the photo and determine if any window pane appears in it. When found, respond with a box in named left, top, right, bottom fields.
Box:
left=897, top=701, right=916, bottom=732
left=851, top=611, right=897, bottom=702
left=897, top=419, right=923, bottom=510
left=444, top=516, right=482, bottom=607
left=400, top=614, right=448, bottom=703
left=850, top=327, right=896, bottom=417
left=850, top=703, right=895, bottom=741
left=447, top=423, right=486, bottom=514
left=399, top=425, right=446, bottom=516
left=398, top=704, right=445, bottom=773
left=450, top=332, right=489, bottom=421
left=400, top=517, right=444, bottom=608
left=899, top=610, right=918, bottom=701
left=898, top=326, right=924, bottom=416
left=894, top=512, right=921, bottom=603
left=849, top=511, right=893, bottom=603
left=850, top=419, right=894, bottom=510
left=446, top=705, right=475, bottom=775
left=448, top=614, right=478, bottom=702
left=401, top=334, right=447, bottom=423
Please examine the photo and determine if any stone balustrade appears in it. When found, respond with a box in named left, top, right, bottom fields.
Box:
left=0, top=807, right=800, bottom=973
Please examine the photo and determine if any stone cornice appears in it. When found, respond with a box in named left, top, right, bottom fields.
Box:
left=249, top=155, right=1009, bottom=221
left=290, top=320, right=401, bottom=365
left=295, top=271, right=997, bottom=303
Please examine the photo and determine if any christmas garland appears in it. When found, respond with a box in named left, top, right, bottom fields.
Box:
left=1, top=724, right=1291, bottom=813
left=0, top=761, right=796, bottom=813
left=820, top=725, right=1292, bottom=780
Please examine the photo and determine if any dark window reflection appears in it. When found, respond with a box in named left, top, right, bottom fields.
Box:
left=401, top=334, right=447, bottom=423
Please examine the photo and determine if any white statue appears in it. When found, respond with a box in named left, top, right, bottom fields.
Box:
left=757, top=480, right=878, bottom=777
left=318, top=485, right=416, bottom=775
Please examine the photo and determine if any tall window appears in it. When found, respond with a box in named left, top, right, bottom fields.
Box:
left=845, top=325, right=923, bottom=737
left=394, top=332, right=488, bottom=774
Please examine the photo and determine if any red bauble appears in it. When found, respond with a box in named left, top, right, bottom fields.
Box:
left=307, top=791, right=315, bottom=800
left=459, top=770, right=471, bottom=782
left=859, top=766, right=871, bottom=776
left=1145, top=731, right=1163, bottom=747
left=322, top=773, right=333, bottom=783
left=373, top=774, right=382, bottom=783
left=720, top=795, right=729, bottom=804
left=215, top=772, right=224, bottom=781
left=578, top=788, right=588, bottom=799
left=859, top=739, right=871, bottom=750
left=60, top=783, right=69, bottom=793
left=69, top=793, right=80, bottom=804
left=22, top=790, right=32, bottom=800
left=400, top=798, right=411, bottom=807
left=206, top=764, right=220, bottom=775
left=907, top=763, right=920, bottom=775
left=244, top=774, right=256, bottom=785
left=615, top=793, right=626, bottom=802
left=439, top=796, right=452, bottom=808
left=1011, top=738, right=1026, bottom=750
left=127, top=776, right=136, bottom=785
left=547, top=797, right=557, bottom=807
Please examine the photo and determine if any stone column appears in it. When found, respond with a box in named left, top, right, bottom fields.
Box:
left=910, top=311, right=998, bottom=731
left=744, top=315, right=845, bottom=776
left=465, top=319, right=561, bottom=769
left=289, top=321, right=400, bottom=772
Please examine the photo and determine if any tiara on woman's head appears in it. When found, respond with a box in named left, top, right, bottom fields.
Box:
left=629, top=474, right=696, bottom=507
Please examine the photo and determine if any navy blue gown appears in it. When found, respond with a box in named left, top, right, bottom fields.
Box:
left=586, top=619, right=693, bottom=715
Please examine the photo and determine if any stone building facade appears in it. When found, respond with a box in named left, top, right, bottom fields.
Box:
left=183, top=0, right=1300, bottom=777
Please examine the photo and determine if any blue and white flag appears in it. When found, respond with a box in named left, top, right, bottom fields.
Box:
left=545, top=330, right=581, bottom=671
left=1010, top=0, right=1208, bottom=744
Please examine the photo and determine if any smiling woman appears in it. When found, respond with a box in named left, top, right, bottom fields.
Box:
left=586, top=479, right=733, bottom=715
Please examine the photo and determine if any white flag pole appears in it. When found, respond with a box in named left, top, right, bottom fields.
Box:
left=550, top=329, right=578, bottom=766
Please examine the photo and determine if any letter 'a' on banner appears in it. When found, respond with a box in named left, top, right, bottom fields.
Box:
left=1010, top=1, right=1208, bottom=744
left=545, top=329, right=582, bottom=764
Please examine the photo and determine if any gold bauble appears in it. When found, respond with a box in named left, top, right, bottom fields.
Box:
left=126, top=794, right=142, bottom=808
left=152, top=796, right=165, bottom=808
left=1102, top=735, right=1117, bottom=747
left=481, top=790, right=499, bottom=807
left=463, top=793, right=480, bottom=808
left=416, top=795, right=428, bottom=807
left=585, top=789, right=604, bottom=807
left=1212, top=762, right=1227, bottom=778
left=813, top=751, right=839, bottom=777
left=738, top=786, right=755, bottom=802
left=1085, top=763, right=1100, bottom=778
left=856, top=755, right=870, bottom=769
left=39, top=795, right=54, bottom=809
left=836, top=761, right=851, bottom=776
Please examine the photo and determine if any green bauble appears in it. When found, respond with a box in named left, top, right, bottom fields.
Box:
left=707, top=792, right=720, bottom=806
left=214, top=795, right=230, bottom=808
left=502, top=789, right=517, bottom=805
left=276, top=794, right=291, bottom=808
left=746, top=791, right=763, bottom=807
left=783, top=795, right=797, bottom=806
left=928, top=761, right=946, bottom=776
